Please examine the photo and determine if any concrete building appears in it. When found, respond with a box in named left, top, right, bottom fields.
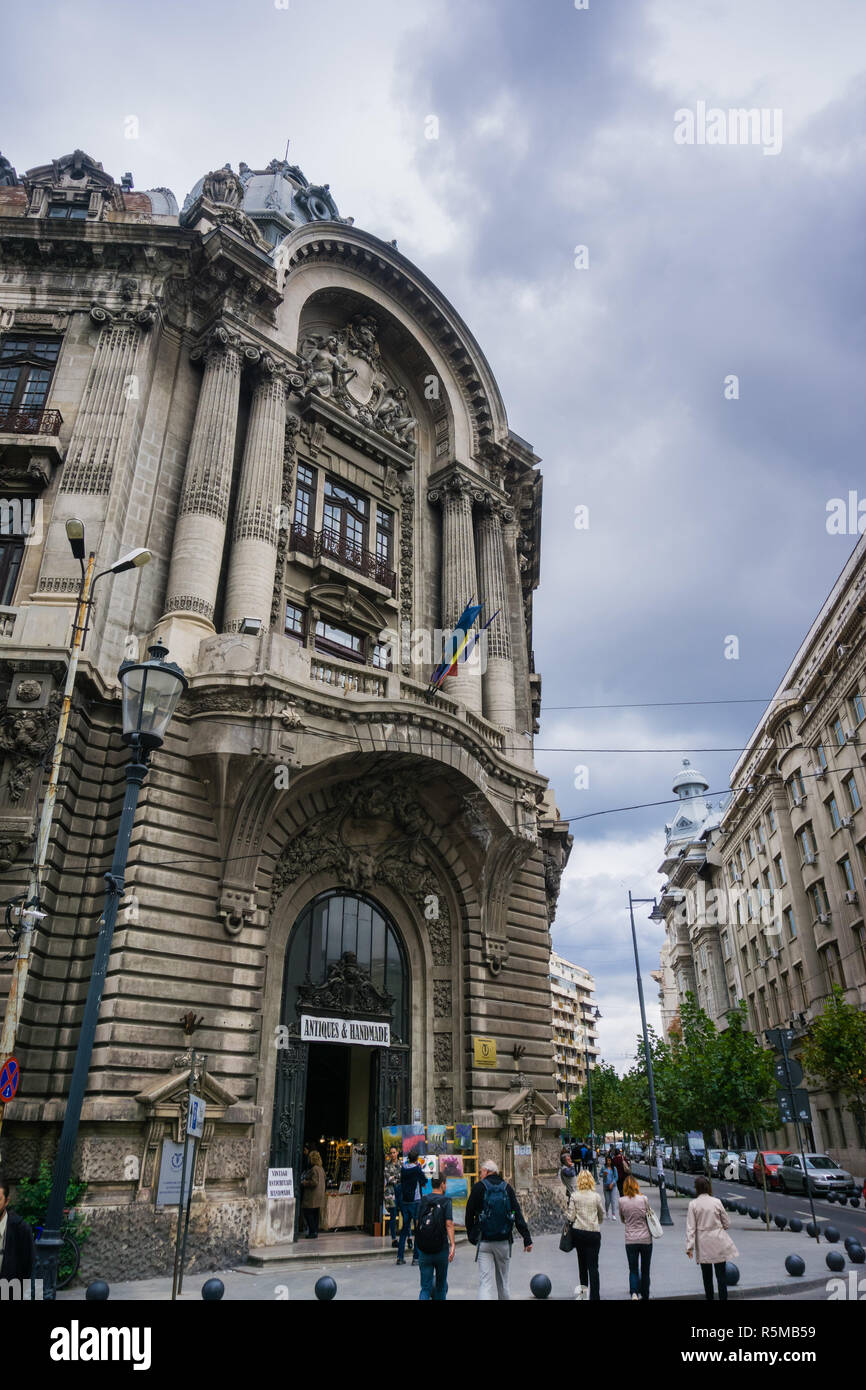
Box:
left=0, top=148, right=572, bottom=1276
left=549, top=950, right=598, bottom=1119
left=656, top=537, right=866, bottom=1175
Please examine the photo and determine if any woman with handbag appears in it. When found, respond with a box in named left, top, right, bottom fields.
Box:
left=563, top=1169, right=605, bottom=1300
left=619, top=1175, right=661, bottom=1299
left=686, top=1174, right=739, bottom=1300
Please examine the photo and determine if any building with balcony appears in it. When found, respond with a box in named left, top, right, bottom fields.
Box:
left=0, top=148, right=572, bottom=1277
left=549, top=950, right=598, bottom=1120
left=656, top=536, right=866, bottom=1174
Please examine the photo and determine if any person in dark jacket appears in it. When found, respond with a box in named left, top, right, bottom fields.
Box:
left=612, top=1147, right=627, bottom=1195
left=0, top=1173, right=35, bottom=1282
left=396, top=1150, right=427, bottom=1265
left=465, top=1159, right=532, bottom=1300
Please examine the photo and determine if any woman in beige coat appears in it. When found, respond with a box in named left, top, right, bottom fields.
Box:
left=301, top=1150, right=326, bottom=1239
left=566, top=1169, right=606, bottom=1301
left=685, top=1175, right=739, bottom=1300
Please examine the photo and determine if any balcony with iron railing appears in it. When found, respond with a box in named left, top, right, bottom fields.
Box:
left=289, top=521, right=396, bottom=596
left=0, top=405, right=63, bottom=437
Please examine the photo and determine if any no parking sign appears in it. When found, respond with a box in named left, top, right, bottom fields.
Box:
left=0, top=1056, right=20, bottom=1103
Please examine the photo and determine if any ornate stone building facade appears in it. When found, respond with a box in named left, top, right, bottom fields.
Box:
left=656, top=537, right=866, bottom=1175
left=0, top=150, right=571, bottom=1275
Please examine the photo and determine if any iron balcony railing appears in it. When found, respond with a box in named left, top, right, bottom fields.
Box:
left=289, top=522, right=396, bottom=595
left=0, top=406, right=63, bottom=435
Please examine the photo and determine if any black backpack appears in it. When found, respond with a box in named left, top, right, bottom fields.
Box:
left=478, top=1177, right=514, bottom=1241
left=415, top=1196, right=448, bottom=1254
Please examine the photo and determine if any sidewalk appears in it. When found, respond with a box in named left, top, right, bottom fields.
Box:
left=57, top=1182, right=847, bottom=1301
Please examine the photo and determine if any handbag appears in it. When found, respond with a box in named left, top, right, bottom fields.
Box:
left=645, top=1200, right=663, bottom=1239
left=559, top=1219, right=575, bottom=1253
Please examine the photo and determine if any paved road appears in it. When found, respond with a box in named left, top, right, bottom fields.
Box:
left=632, top=1162, right=866, bottom=1247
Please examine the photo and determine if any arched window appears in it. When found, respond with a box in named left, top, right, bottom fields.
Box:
left=281, top=890, right=410, bottom=1043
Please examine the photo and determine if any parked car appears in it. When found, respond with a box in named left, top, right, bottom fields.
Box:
left=752, top=1151, right=791, bottom=1190
left=777, top=1153, right=857, bottom=1197
left=738, top=1150, right=759, bottom=1185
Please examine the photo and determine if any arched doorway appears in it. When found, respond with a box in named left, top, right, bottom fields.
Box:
left=270, top=890, right=412, bottom=1235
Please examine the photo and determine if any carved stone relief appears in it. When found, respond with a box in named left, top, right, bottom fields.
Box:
left=296, top=314, right=417, bottom=454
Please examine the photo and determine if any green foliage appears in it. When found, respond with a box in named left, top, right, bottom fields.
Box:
left=624, top=994, right=776, bottom=1147
left=801, top=985, right=866, bottom=1145
left=14, top=1161, right=90, bottom=1243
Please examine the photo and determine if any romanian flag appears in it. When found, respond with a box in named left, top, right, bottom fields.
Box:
left=428, top=601, right=500, bottom=694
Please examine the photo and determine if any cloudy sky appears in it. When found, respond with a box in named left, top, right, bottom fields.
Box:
left=4, top=0, right=865, bottom=1070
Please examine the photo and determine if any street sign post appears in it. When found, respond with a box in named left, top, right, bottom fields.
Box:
left=0, top=1056, right=20, bottom=1103
left=766, top=1027, right=820, bottom=1242
left=187, top=1094, right=206, bottom=1139
left=774, top=1056, right=802, bottom=1089
left=777, top=1087, right=812, bottom=1125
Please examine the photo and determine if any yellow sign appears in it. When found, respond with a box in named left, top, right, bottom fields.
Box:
left=473, top=1036, right=497, bottom=1069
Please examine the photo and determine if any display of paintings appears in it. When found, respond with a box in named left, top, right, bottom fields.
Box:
left=426, top=1125, right=447, bottom=1154
left=402, top=1132, right=427, bottom=1156
left=381, top=1126, right=401, bottom=1155
left=454, top=1123, right=473, bottom=1152
left=451, top=1200, right=467, bottom=1229
left=421, top=1154, right=439, bottom=1179
left=439, top=1153, right=463, bottom=1178
left=444, top=1176, right=467, bottom=1201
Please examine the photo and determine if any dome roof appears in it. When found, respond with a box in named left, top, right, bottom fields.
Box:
left=181, top=157, right=349, bottom=250
left=671, top=758, right=709, bottom=794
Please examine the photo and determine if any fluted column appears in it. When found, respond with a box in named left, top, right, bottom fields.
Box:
left=163, top=325, right=245, bottom=628
left=223, top=357, right=289, bottom=632
left=428, top=469, right=482, bottom=714
left=476, top=494, right=517, bottom=729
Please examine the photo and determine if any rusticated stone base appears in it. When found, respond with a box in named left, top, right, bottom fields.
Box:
left=75, top=1198, right=253, bottom=1286
left=515, top=1180, right=568, bottom=1234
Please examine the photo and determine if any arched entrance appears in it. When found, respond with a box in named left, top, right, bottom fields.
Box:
left=270, top=890, right=412, bottom=1235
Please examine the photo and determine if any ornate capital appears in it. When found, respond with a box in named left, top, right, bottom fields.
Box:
left=190, top=322, right=258, bottom=370
left=90, top=300, right=156, bottom=331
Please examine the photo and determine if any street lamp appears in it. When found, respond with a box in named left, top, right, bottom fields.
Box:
left=0, top=524, right=152, bottom=1158
left=586, top=1006, right=601, bottom=1178
left=37, top=641, right=186, bottom=1298
left=628, top=891, right=673, bottom=1226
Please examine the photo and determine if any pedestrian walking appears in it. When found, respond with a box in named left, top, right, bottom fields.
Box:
left=602, top=1153, right=619, bottom=1219
left=686, top=1174, right=739, bottom=1301
left=566, top=1169, right=605, bottom=1300
left=560, top=1150, right=578, bottom=1195
left=612, top=1146, right=626, bottom=1196
left=580, top=1142, right=589, bottom=1169
left=619, top=1175, right=653, bottom=1300
left=0, top=1174, right=35, bottom=1281
left=466, top=1158, right=533, bottom=1300
left=300, top=1150, right=325, bottom=1239
left=415, top=1172, right=456, bottom=1300
left=396, top=1149, right=427, bottom=1265
left=384, top=1146, right=402, bottom=1247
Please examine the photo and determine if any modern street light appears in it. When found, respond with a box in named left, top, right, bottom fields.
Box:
left=37, top=641, right=186, bottom=1298
left=628, top=891, right=673, bottom=1226
left=0, top=523, right=151, bottom=1157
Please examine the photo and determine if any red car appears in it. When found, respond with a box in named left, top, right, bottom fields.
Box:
left=752, top=1150, right=791, bottom=1189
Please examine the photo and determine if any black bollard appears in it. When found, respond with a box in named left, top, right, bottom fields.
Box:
left=826, top=1250, right=845, bottom=1272
left=85, top=1280, right=110, bottom=1300
left=315, top=1275, right=337, bottom=1301
left=724, top=1262, right=740, bottom=1286
left=530, top=1273, right=552, bottom=1299
left=201, top=1278, right=225, bottom=1301
left=785, top=1254, right=805, bottom=1277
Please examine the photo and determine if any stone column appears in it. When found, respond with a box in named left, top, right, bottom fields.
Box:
left=163, top=325, right=246, bottom=631
left=427, top=470, right=482, bottom=715
left=475, top=494, right=517, bottom=729
left=223, top=357, right=288, bottom=632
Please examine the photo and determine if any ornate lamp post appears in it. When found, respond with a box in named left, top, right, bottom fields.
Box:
left=586, top=1005, right=601, bottom=1178
left=628, top=892, right=673, bottom=1226
left=37, top=641, right=187, bottom=1298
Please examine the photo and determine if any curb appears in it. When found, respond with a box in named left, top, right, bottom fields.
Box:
left=655, top=1275, right=830, bottom=1301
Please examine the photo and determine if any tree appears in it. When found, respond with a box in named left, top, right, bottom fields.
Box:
left=715, top=1001, right=776, bottom=1143
left=801, top=985, right=866, bottom=1148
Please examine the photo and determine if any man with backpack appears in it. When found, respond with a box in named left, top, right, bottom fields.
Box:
left=465, top=1158, right=533, bottom=1300
left=414, top=1172, right=456, bottom=1299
